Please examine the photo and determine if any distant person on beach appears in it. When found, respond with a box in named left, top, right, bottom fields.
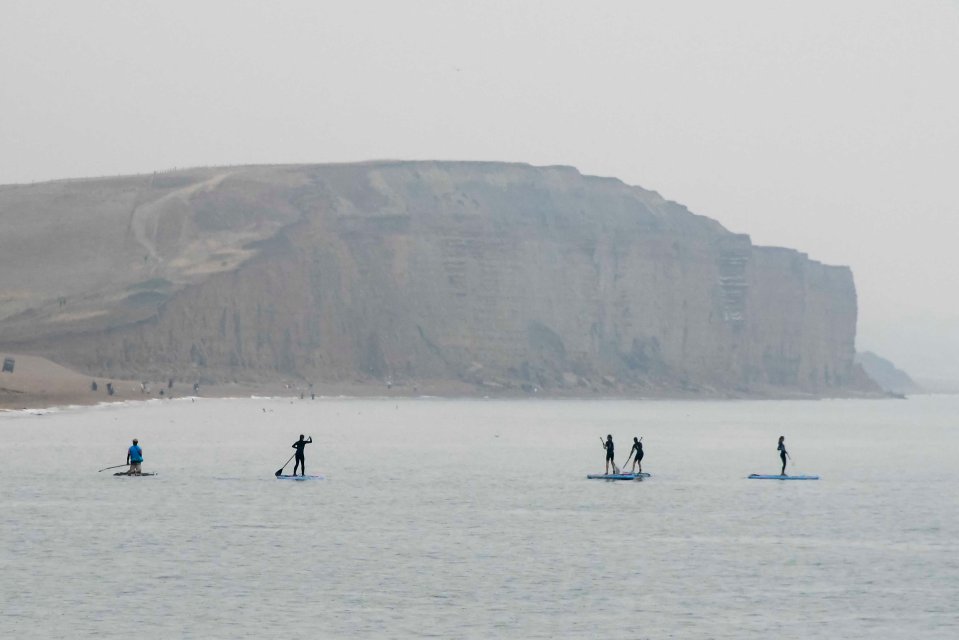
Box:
left=291, top=434, right=313, bottom=476
left=601, top=435, right=615, bottom=474
left=126, top=439, right=143, bottom=475
left=628, top=437, right=644, bottom=473
left=778, top=436, right=788, bottom=475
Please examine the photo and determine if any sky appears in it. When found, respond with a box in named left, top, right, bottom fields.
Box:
left=2, top=0, right=957, bottom=383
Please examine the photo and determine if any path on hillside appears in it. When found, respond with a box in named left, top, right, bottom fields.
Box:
left=130, top=171, right=235, bottom=264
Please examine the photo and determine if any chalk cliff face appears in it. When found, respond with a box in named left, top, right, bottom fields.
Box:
left=0, top=162, right=871, bottom=394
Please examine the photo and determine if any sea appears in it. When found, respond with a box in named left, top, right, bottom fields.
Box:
left=1, top=395, right=956, bottom=639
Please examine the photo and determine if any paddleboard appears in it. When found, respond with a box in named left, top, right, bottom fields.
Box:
left=748, top=474, right=819, bottom=480
left=113, top=472, right=157, bottom=477
left=275, top=474, right=324, bottom=481
left=587, top=472, right=650, bottom=481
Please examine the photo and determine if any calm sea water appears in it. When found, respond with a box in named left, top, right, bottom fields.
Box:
left=1, top=395, right=956, bottom=638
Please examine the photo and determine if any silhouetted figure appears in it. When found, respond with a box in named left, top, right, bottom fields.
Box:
left=91, top=380, right=98, bottom=392
left=602, top=435, right=615, bottom=474
left=291, top=434, right=313, bottom=476
left=778, top=436, right=788, bottom=475
left=628, top=437, right=644, bottom=473
left=106, top=382, right=114, bottom=396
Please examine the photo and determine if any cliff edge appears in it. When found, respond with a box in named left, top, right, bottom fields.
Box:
left=0, top=161, right=876, bottom=396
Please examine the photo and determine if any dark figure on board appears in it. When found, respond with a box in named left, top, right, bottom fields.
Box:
left=292, top=434, right=313, bottom=476
left=778, top=436, right=789, bottom=475
left=601, top=435, right=615, bottom=474
left=628, top=437, right=644, bottom=473
left=126, top=438, right=143, bottom=475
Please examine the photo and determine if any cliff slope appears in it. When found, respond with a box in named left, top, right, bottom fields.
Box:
left=856, top=351, right=920, bottom=395
left=0, top=162, right=874, bottom=395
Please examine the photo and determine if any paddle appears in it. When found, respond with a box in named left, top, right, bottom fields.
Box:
left=98, top=464, right=130, bottom=473
left=275, top=453, right=296, bottom=477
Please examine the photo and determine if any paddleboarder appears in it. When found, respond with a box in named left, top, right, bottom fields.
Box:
left=126, top=438, right=143, bottom=476
left=291, top=434, right=313, bottom=476
left=627, top=437, right=644, bottom=473
left=778, top=435, right=788, bottom=475
left=601, top=435, right=615, bottom=474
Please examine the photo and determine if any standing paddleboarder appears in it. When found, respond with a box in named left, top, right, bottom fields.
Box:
left=601, top=435, right=616, bottom=474
left=291, top=434, right=313, bottom=477
left=126, top=438, right=143, bottom=476
left=778, top=435, right=789, bottom=476
left=627, top=437, right=644, bottom=474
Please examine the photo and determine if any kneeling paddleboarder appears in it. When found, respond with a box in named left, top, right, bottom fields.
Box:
left=126, top=438, right=143, bottom=475
left=292, top=434, right=313, bottom=476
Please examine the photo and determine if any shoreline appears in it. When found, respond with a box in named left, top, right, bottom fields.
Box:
left=2, top=380, right=897, bottom=414
left=0, top=353, right=898, bottom=414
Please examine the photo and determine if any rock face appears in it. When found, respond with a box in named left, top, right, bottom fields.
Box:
left=856, top=351, right=920, bottom=395
left=0, top=162, right=874, bottom=395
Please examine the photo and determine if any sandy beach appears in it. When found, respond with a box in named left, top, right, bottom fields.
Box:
left=0, top=352, right=492, bottom=411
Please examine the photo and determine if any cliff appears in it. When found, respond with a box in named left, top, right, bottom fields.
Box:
left=0, top=161, right=874, bottom=395
left=856, top=351, right=921, bottom=395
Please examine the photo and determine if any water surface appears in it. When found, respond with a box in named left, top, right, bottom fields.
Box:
left=2, top=396, right=956, bottom=638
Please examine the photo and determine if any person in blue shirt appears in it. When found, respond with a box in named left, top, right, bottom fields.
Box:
left=126, top=438, right=143, bottom=475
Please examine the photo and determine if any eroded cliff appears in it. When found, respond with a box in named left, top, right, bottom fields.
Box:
left=0, top=162, right=873, bottom=395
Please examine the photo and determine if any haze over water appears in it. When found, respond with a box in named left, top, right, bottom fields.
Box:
left=2, top=396, right=956, bottom=638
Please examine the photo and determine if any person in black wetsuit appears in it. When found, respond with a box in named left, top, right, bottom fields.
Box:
left=628, top=437, right=644, bottom=474
left=292, top=434, right=313, bottom=476
left=778, top=435, right=788, bottom=475
left=601, top=435, right=615, bottom=474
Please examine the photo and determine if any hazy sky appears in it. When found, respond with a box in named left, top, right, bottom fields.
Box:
left=2, top=0, right=957, bottom=381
